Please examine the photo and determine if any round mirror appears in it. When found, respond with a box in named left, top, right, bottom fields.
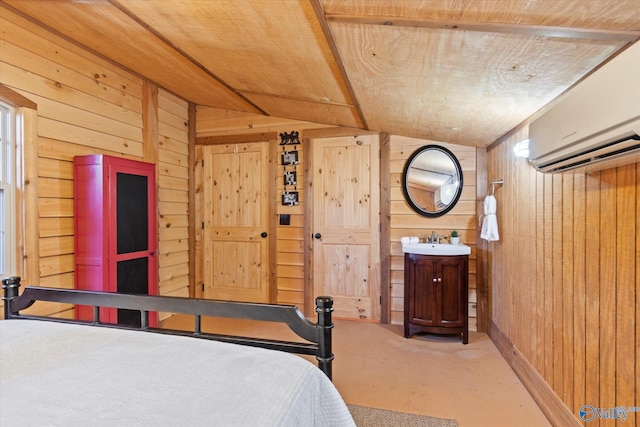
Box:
left=402, top=145, right=463, bottom=217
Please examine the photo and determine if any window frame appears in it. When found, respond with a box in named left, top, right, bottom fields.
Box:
left=0, top=84, right=36, bottom=286
left=0, top=101, right=17, bottom=277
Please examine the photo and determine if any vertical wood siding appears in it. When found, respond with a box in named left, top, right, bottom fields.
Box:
left=488, top=128, right=638, bottom=426
left=0, top=6, right=190, bottom=316
left=389, top=135, right=478, bottom=328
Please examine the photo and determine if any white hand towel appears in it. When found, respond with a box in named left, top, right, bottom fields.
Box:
left=481, top=195, right=500, bottom=242
left=401, top=236, right=420, bottom=245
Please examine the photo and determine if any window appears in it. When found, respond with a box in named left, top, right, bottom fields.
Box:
left=0, top=102, right=16, bottom=276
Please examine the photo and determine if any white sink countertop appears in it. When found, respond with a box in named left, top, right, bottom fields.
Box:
left=402, top=243, right=471, bottom=256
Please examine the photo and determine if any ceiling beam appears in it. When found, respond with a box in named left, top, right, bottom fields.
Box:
left=107, top=0, right=267, bottom=114
left=239, top=90, right=355, bottom=108
left=309, top=0, right=369, bottom=130
left=326, top=14, right=640, bottom=42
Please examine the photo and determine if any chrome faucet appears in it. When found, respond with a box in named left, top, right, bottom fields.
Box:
left=425, top=231, right=446, bottom=243
left=423, top=231, right=438, bottom=243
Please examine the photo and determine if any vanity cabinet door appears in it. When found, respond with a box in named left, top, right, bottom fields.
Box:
left=438, top=257, right=466, bottom=328
left=405, top=256, right=438, bottom=327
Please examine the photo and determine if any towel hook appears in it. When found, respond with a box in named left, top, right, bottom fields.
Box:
left=489, top=179, right=504, bottom=195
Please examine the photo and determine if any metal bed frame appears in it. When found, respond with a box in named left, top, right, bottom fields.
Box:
left=2, top=276, right=335, bottom=379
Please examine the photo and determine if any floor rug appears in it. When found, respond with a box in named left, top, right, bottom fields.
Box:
left=347, top=404, right=458, bottom=427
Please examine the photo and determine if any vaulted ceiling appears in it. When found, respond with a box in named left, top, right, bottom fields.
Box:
left=2, top=0, right=639, bottom=147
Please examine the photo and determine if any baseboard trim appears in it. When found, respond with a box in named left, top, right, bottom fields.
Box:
left=488, top=320, right=581, bottom=427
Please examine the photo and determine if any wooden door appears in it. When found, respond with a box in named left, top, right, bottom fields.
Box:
left=202, top=143, right=270, bottom=303
left=312, top=134, right=380, bottom=320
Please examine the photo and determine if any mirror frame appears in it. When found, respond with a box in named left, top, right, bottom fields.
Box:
left=401, top=145, right=464, bottom=218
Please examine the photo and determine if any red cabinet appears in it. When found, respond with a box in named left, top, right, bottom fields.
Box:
left=404, top=253, right=468, bottom=344
left=74, top=155, right=157, bottom=327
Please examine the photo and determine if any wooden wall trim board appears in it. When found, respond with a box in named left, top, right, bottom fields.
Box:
left=142, top=82, right=159, bottom=164
left=301, top=127, right=379, bottom=139
left=488, top=320, right=580, bottom=427
left=196, top=108, right=322, bottom=138
left=475, top=147, right=488, bottom=332
left=379, top=133, right=391, bottom=324
left=142, top=81, right=160, bottom=301
left=196, top=132, right=278, bottom=145
left=268, top=135, right=278, bottom=304
left=187, top=102, right=196, bottom=298
left=194, top=144, right=204, bottom=298
left=636, top=167, right=640, bottom=424
left=0, top=83, right=37, bottom=109
left=303, top=136, right=314, bottom=316
left=21, top=107, right=40, bottom=287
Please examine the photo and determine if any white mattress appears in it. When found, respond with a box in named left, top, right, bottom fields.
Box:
left=0, top=320, right=355, bottom=426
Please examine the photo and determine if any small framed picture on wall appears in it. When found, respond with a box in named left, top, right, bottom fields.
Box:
left=281, top=150, right=299, bottom=165
left=281, top=191, right=299, bottom=206
left=284, top=170, right=297, bottom=187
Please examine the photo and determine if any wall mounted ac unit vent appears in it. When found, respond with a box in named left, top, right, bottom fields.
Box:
left=529, top=42, right=640, bottom=173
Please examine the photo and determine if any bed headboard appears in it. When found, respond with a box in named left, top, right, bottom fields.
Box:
left=1, top=276, right=335, bottom=379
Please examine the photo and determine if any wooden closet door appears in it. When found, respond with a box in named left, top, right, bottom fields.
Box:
left=312, top=134, right=380, bottom=320
left=202, top=142, right=270, bottom=303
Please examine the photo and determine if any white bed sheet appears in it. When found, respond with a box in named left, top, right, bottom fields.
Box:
left=0, top=320, right=355, bottom=427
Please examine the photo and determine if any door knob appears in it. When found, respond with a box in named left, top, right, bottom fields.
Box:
left=432, top=278, right=437, bottom=283
left=314, top=233, right=322, bottom=239
left=437, top=278, right=442, bottom=282
left=261, top=232, right=268, bottom=238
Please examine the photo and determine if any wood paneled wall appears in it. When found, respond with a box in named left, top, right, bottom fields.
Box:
left=195, top=106, right=329, bottom=310
left=389, top=135, right=478, bottom=328
left=487, top=128, right=638, bottom=426
left=0, top=6, right=191, bottom=316
left=157, top=90, right=190, bottom=299
left=194, top=111, right=480, bottom=323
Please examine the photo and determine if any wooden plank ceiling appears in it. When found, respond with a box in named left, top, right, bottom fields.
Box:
left=2, top=0, right=639, bottom=147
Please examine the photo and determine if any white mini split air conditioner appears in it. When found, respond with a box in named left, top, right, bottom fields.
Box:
left=528, top=41, right=640, bottom=173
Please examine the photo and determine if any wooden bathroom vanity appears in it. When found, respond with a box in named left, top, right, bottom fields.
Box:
left=403, top=252, right=469, bottom=344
